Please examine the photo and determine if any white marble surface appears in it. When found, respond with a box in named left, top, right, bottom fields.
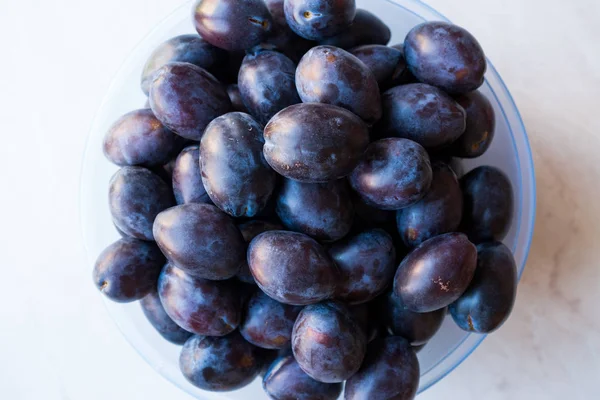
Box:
left=1, top=0, right=599, bottom=399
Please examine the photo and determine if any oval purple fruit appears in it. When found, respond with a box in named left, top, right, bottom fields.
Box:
left=248, top=231, right=339, bottom=305
left=292, top=301, right=366, bottom=383
left=264, top=103, right=369, bottom=183
left=296, top=45, right=381, bottom=124
left=158, top=264, right=241, bottom=336
left=149, top=62, right=230, bottom=140
left=93, top=238, right=164, bottom=303
left=393, top=232, right=477, bottom=312
left=153, top=203, right=245, bottom=280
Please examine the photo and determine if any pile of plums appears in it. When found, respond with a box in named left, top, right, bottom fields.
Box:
left=94, top=0, right=518, bottom=399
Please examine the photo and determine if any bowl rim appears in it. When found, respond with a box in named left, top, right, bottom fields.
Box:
left=79, top=0, right=537, bottom=397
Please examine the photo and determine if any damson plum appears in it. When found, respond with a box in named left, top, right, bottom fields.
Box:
left=153, top=203, right=245, bottom=280
left=276, top=178, right=354, bottom=242
left=240, top=290, right=302, bottom=349
left=320, top=9, right=391, bottom=49
left=292, top=301, right=366, bottom=383
left=226, top=84, right=248, bottom=113
left=172, top=145, right=210, bottom=205
left=284, top=0, right=356, bottom=41
left=329, top=229, right=396, bottom=304
left=149, top=62, right=230, bottom=140
left=200, top=113, right=276, bottom=218
left=264, top=103, right=369, bottom=183
left=193, top=0, right=273, bottom=51
left=296, top=46, right=381, bottom=124
left=349, top=138, right=432, bottom=210
left=93, top=238, right=164, bottom=303
left=141, top=34, right=227, bottom=95
left=248, top=231, right=338, bottom=305
left=397, top=162, right=463, bottom=247
left=393, top=232, right=477, bottom=312
left=158, top=264, right=241, bottom=336
left=452, top=90, right=496, bottom=158
left=103, top=109, right=184, bottom=167
left=238, top=49, right=300, bottom=125
left=109, top=167, right=174, bottom=241
left=180, top=332, right=262, bottom=391
left=345, top=337, right=419, bottom=400
left=263, top=355, right=343, bottom=400
left=237, top=220, right=283, bottom=284
left=141, top=290, right=193, bottom=344
left=461, top=166, right=514, bottom=243
left=378, top=83, right=466, bottom=148
left=404, top=21, right=487, bottom=94
left=349, top=44, right=411, bottom=90
left=381, top=290, right=445, bottom=346
left=450, top=242, right=517, bottom=333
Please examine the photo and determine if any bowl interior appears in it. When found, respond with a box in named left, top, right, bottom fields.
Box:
left=80, top=0, right=536, bottom=398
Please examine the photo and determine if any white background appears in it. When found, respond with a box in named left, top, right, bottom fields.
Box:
left=1, top=0, right=599, bottom=399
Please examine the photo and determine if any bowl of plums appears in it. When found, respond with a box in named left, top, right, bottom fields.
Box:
left=81, top=0, right=536, bottom=398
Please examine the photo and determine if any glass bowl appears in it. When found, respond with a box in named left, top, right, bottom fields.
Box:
left=80, top=0, right=536, bottom=398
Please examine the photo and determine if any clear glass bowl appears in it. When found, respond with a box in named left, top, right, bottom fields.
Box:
left=80, top=0, right=536, bottom=398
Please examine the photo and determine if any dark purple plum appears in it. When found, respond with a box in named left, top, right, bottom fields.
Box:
left=378, top=83, right=466, bottom=148
left=240, top=290, right=302, bottom=349
left=226, top=84, right=248, bottom=113
left=93, top=238, right=165, bottom=303
left=149, top=62, right=231, bottom=140
left=141, top=290, right=193, bottom=344
left=276, top=178, right=354, bottom=242
left=153, top=203, right=245, bottom=280
left=349, top=44, right=412, bottom=90
left=103, top=109, right=184, bottom=167
left=381, top=290, right=445, bottom=346
left=264, top=103, right=369, bottom=183
left=238, top=49, right=301, bottom=125
left=450, top=242, right=517, bottom=333
left=292, top=301, right=366, bottom=383
left=451, top=90, right=496, bottom=158
left=284, top=0, right=356, bottom=41
left=158, top=264, right=241, bottom=336
left=263, top=355, right=343, bottom=400
left=296, top=46, right=381, bottom=124
left=397, top=162, right=463, bottom=247
left=404, top=21, right=487, bottom=94
left=141, top=34, right=227, bottom=95
left=172, top=145, right=210, bottom=205
left=393, top=232, right=477, bottom=312
left=109, top=167, right=174, bottom=241
left=237, top=220, right=283, bottom=284
left=247, top=231, right=339, bottom=305
left=319, top=9, right=390, bottom=49
left=329, top=229, right=396, bottom=304
left=193, top=0, right=273, bottom=51
left=461, top=166, right=514, bottom=243
left=180, top=332, right=262, bottom=391
left=200, top=112, right=276, bottom=218
left=349, top=138, right=432, bottom=210
left=345, top=336, right=419, bottom=400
